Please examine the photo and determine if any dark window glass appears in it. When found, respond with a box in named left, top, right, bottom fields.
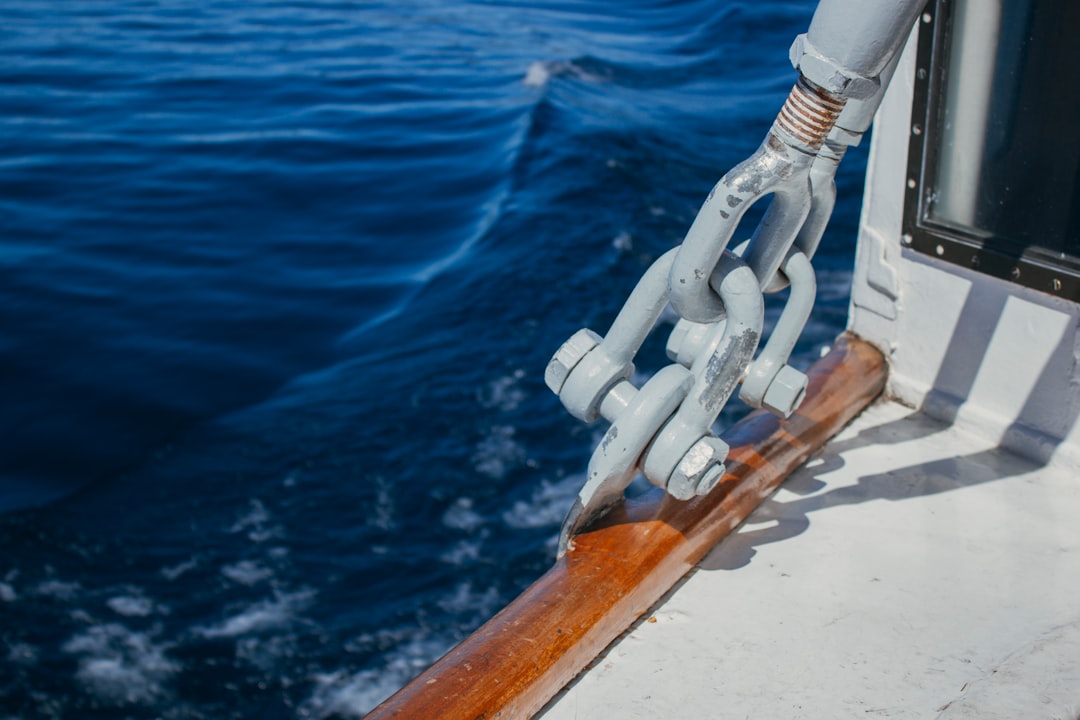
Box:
left=906, top=0, right=1080, bottom=299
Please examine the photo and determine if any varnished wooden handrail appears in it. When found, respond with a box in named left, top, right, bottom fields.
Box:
left=367, top=334, right=887, bottom=719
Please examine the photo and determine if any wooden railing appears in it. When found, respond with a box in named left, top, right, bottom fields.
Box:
left=367, top=334, right=887, bottom=719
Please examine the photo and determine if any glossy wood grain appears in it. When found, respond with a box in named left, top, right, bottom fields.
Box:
left=366, top=334, right=887, bottom=720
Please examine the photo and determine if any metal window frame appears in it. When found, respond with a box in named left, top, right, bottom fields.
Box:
left=902, top=0, right=1080, bottom=301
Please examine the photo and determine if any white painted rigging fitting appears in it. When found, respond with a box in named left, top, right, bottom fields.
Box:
left=546, top=0, right=926, bottom=550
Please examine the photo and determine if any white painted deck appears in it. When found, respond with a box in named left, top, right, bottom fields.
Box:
left=539, top=398, right=1080, bottom=719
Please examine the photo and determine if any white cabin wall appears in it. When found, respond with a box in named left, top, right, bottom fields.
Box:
left=847, top=24, right=1080, bottom=468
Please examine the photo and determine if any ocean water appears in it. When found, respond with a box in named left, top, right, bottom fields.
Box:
left=0, top=1, right=869, bottom=717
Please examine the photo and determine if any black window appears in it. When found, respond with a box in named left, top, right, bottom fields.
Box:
left=904, top=0, right=1080, bottom=300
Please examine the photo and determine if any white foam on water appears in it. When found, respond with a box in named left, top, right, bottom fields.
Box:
left=502, top=473, right=582, bottom=529
left=436, top=581, right=500, bottom=619
left=343, top=626, right=415, bottom=655
left=230, top=499, right=270, bottom=533
left=301, top=668, right=397, bottom=719
left=478, top=369, right=526, bottom=412
left=300, top=633, right=456, bottom=719
left=368, top=477, right=396, bottom=530
left=69, top=609, right=94, bottom=624
left=106, top=594, right=156, bottom=618
left=612, top=230, right=633, bottom=253
left=195, top=589, right=315, bottom=639
left=439, top=538, right=482, bottom=566
left=0, top=581, right=15, bottom=602
left=7, top=642, right=37, bottom=665
left=160, top=557, right=198, bottom=581
left=523, top=60, right=551, bottom=88
left=472, top=425, right=525, bottom=480
left=220, top=560, right=274, bottom=586
left=62, top=623, right=179, bottom=705
left=229, top=498, right=284, bottom=543
left=522, top=59, right=610, bottom=89
left=247, top=526, right=282, bottom=543
left=34, top=579, right=80, bottom=600
left=236, top=633, right=297, bottom=672
left=441, top=497, right=484, bottom=533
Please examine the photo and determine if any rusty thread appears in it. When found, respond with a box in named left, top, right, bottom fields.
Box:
left=773, top=75, right=847, bottom=151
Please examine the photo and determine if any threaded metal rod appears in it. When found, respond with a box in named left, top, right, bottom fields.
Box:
left=772, top=75, right=847, bottom=151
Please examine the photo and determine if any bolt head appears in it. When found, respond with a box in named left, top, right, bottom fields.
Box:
left=545, top=328, right=601, bottom=395
left=668, top=436, right=730, bottom=500
left=762, top=365, right=808, bottom=418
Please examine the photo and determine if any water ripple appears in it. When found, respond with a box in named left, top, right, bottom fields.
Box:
left=0, top=2, right=869, bottom=718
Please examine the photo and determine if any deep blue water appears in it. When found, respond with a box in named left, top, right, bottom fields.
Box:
left=0, top=1, right=868, bottom=717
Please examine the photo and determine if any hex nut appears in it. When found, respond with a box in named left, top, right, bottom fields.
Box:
left=788, top=34, right=879, bottom=100
left=545, top=328, right=601, bottom=395
left=668, top=436, right=730, bottom=501
left=762, top=365, right=808, bottom=418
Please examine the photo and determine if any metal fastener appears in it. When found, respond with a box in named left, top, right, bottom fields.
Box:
left=545, top=328, right=600, bottom=395
left=667, top=436, right=730, bottom=501
left=762, top=365, right=809, bottom=418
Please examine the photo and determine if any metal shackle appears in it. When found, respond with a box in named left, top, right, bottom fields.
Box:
left=739, top=248, right=816, bottom=418
left=642, top=251, right=764, bottom=497
left=557, top=362, right=694, bottom=556
left=549, top=249, right=680, bottom=424
left=668, top=134, right=815, bottom=324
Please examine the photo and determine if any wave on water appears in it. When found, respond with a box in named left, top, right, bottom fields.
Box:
left=0, top=0, right=873, bottom=717
left=302, top=632, right=458, bottom=719
left=194, top=589, right=316, bottom=640
left=63, top=624, right=180, bottom=706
